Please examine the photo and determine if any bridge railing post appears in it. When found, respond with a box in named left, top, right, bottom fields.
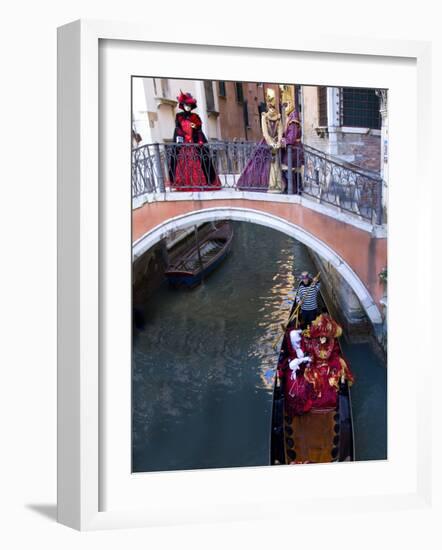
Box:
left=315, top=168, right=320, bottom=196
left=375, top=177, right=383, bottom=225
left=153, top=143, right=165, bottom=193
left=287, top=145, right=293, bottom=194
left=226, top=142, right=233, bottom=186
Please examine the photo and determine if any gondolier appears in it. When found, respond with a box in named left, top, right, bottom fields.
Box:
left=295, top=271, right=321, bottom=328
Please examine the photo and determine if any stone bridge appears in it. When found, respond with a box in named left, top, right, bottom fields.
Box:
left=132, top=190, right=387, bottom=327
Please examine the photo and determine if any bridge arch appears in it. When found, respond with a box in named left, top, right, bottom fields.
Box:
left=133, top=206, right=382, bottom=326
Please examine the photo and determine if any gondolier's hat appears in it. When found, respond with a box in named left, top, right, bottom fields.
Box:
left=299, top=271, right=313, bottom=284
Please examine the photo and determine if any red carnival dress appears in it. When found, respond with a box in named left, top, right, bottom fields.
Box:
left=281, top=314, right=354, bottom=416
left=169, top=106, right=221, bottom=191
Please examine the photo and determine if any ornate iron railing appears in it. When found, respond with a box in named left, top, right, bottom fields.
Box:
left=302, top=145, right=383, bottom=224
left=132, top=143, right=165, bottom=196
left=132, top=141, right=384, bottom=224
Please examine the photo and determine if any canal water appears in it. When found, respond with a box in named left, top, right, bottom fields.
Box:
left=132, top=221, right=387, bottom=472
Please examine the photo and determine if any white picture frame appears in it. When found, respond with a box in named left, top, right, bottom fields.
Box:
left=57, top=19, right=433, bottom=531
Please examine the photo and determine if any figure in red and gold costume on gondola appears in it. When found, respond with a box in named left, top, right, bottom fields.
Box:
left=168, top=91, right=221, bottom=191
left=278, top=313, right=354, bottom=416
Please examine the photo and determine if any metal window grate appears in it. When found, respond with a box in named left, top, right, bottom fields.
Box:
left=340, top=87, right=381, bottom=129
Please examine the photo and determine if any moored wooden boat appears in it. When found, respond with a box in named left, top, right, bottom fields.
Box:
left=165, top=221, right=233, bottom=288
left=270, top=296, right=355, bottom=465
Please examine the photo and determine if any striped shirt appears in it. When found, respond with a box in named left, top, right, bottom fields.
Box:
left=295, top=281, right=320, bottom=311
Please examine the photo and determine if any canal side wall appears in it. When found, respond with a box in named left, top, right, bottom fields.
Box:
left=133, top=222, right=215, bottom=307
left=133, top=240, right=169, bottom=306
left=310, top=250, right=387, bottom=358
left=309, top=251, right=371, bottom=340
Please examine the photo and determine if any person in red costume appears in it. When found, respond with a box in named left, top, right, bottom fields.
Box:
left=168, top=91, right=221, bottom=191
left=281, top=314, right=354, bottom=416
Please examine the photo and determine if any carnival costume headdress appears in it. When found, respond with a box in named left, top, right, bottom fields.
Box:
left=265, top=88, right=277, bottom=108
left=302, top=313, right=353, bottom=391
left=279, top=84, right=294, bottom=106
left=301, top=314, right=343, bottom=364
left=177, top=90, right=197, bottom=110
left=279, top=84, right=300, bottom=122
left=303, top=313, right=343, bottom=340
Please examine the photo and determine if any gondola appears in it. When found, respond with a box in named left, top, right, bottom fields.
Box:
left=270, top=291, right=355, bottom=465
left=165, top=221, right=234, bottom=289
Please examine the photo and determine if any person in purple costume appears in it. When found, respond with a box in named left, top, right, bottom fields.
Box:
left=280, top=84, right=304, bottom=194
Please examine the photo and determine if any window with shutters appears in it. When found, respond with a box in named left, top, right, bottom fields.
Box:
left=243, top=100, right=249, bottom=128
left=235, top=82, right=244, bottom=103
left=204, top=81, right=215, bottom=112
left=218, top=81, right=226, bottom=97
left=318, top=86, right=328, bottom=126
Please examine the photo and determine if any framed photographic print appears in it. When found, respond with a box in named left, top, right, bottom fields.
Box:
left=131, top=76, right=387, bottom=474
left=57, top=19, right=432, bottom=530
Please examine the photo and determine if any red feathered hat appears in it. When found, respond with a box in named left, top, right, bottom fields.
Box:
left=303, top=313, right=342, bottom=339
left=177, top=90, right=197, bottom=110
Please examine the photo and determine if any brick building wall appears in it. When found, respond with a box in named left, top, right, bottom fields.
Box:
left=216, top=81, right=281, bottom=142
left=335, top=132, right=381, bottom=171
left=216, top=81, right=248, bottom=141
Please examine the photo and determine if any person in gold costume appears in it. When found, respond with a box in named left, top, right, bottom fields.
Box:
left=262, top=89, right=284, bottom=193
left=237, top=88, right=284, bottom=193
